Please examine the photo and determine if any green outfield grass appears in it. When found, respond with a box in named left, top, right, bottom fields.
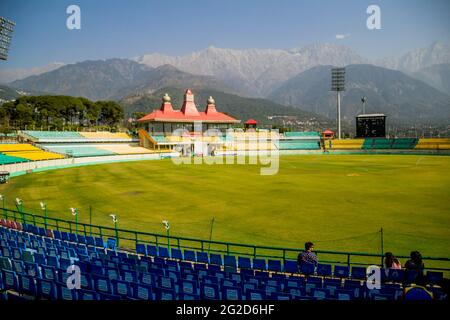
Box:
left=1, top=154, right=449, bottom=262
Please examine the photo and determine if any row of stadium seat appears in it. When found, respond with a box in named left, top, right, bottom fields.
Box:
left=0, top=220, right=446, bottom=301
left=0, top=225, right=409, bottom=301
left=326, top=138, right=450, bottom=150
left=327, top=139, right=364, bottom=149
left=415, top=138, right=450, bottom=150
left=21, top=131, right=133, bottom=143
left=362, top=138, right=418, bottom=150
left=43, top=146, right=117, bottom=157
left=42, top=144, right=157, bottom=157
left=278, top=141, right=320, bottom=150
left=0, top=144, right=64, bottom=164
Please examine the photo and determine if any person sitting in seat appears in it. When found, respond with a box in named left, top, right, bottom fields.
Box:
left=405, top=251, right=424, bottom=274
left=297, top=242, right=318, bottom=271
left=384, top=252, right=401, bottom=275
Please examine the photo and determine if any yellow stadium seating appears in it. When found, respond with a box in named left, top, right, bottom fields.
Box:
left=79, top=132, right=132, bottom=140
left=329, top=139, right=364, bottom=149
left=0, top=144, right=41, bottom=152
left=0, top=144, right=65, bottom=160
left=415, top=138, right=450, bottom=150
left=3, top=151, right=64, bottom=161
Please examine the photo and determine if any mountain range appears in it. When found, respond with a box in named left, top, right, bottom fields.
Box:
left=3, top=42, right=450, bottom=126
left=10, top=59, right=236, bottom=101
left=268, top=64, right=450, bottom=124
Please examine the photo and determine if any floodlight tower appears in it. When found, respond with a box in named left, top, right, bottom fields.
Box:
left=331, top=68, right=346, bottom=139
left=0, top=17, right=16, bottom=61
left=361, top=96, right=368, bottom=114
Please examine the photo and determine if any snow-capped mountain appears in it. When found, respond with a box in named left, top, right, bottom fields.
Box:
left=135, top=43, right=368, bottom=96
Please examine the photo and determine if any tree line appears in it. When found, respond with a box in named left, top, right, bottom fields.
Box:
left=0, top=95, right=124, bottom=133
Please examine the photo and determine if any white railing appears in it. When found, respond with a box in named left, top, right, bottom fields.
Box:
left=0, top=152, right=179, bottom=175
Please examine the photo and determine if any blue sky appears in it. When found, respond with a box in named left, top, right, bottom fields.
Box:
left=0, top=0, right=449, bottom=69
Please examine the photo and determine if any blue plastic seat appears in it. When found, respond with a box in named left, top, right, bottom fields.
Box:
left=196, top=251, right=209, bottom=264
left=121, top=270, right=138, bottom=283
left=93, top=275, right=112, bottom=295
left=1, top=270, right=18, bottom=291
left=34, top=252, right=47, bottom=265
left=171, top=248, right=183, bottom=260
left=132, top=283, right=153, bottom=300
left=42, top=265, right=57, bottom=281
left=312, top=288, right=331, bottom=300
left=200, top=283, right=220, bottom=300
left=18, top=274, right=37, bottom=296
left=224, top=255, right=237, bottom=269
left=317, top=263, right=332, bottom=277
left=106, top=238, right=116, bottom=250
left=95, top=237, right=105, bottom=248
left=77, top=235, right=86, bottom=244
left=183, top=250, right=196, bottom=262
left=158, top=246, right=170, bottom=258
left=12, top=260, right=25, bottom=274
left=335, top=288, right=355, bottom=300
left=426, top=271, right=443, bottom=285
left=57, top=283, right=77, bottom=300
left=140, top=272, right=155, bottom=286
left=300, top=262, right=315, bottom=275
left=351, top=266, right=367, bottom=280
left=111, top=279, right=133, bottom=298
left=387, top=269, right=405, bottom=283
left=47, top=255, right=60, bottom=269
left=135, top=243, right=146, bottom=255
left=209, top=253, right=223, bottom=266
left=268, top=260, right=282, bottom=272
left=146, top=245, right=158, bottom=257
left=222, top=286, right=242, bottom=300
left=238, top=256, right=252, bottom=269
left=246, top=288, right=266, bottom=300
left=78, top=290, right=99, bottom=300
left=86, top=236, right=95, bottom=246
left=158, top=276, right=175, bottom=290
left=283, top=259, right=298, bottom=273
left=334, top=265, right=350, bottom=278
left=36, top=278, right=57, bottom=300
left=252, top=258, right=266, bottom=270
left=154, top=287, right=176, bottom=300
left=180, top=280, right=198, bottom=295
left=69, top=233, right=78, bottom=243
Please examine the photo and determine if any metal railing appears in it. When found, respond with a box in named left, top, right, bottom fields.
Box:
left=1, top=207, right=449, bottom=273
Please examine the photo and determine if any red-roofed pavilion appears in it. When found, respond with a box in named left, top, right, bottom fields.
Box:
left=138, top=89, right=240, bottom=134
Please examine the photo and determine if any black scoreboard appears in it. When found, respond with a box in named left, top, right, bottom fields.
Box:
left=356, top=114, right=386, bottom=138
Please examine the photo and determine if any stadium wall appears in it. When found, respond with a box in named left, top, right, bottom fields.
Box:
left=0, top=152, right=179, bottom=177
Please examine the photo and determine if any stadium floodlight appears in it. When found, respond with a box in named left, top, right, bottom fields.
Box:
left=70, top=207, right=79, bottom=233
left=331, top=67, right=346, bottom=139
left=361, top=96, right=368, bottom=114
left=0, top=17, right=16, bottom=61
left=162, top=220, right=170, bottom=250
left=40, top=202, right=48, bottom=230
left=15, top=198, right=25, bottom=224
left=110, top=214, right=119, bottom=247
